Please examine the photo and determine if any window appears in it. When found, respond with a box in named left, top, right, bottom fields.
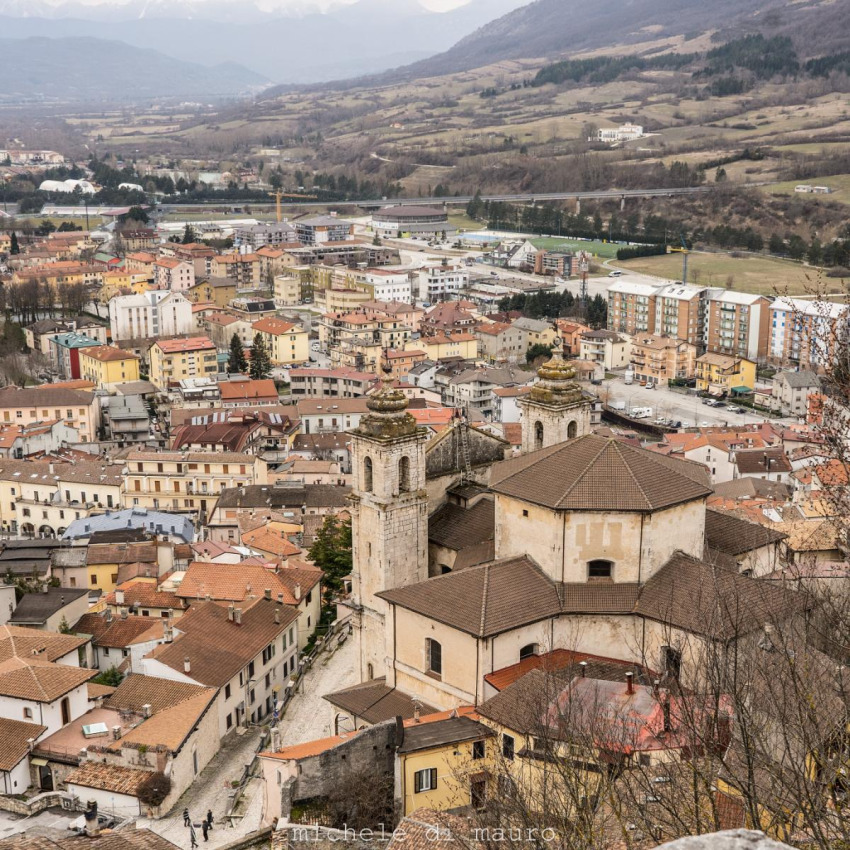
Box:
left=225, top=684, right=231, bottom=699
left=567, top=420, right=578, bottom=439
left=502, top=734, right=515, bottom=761
left=471, top=778, right=487, bottom=809
left=398, top=456, right=411, bottom=492
left=472, top=740, right=485, bottom=760
left=23, top=707, right=33, bottom=719
left=426, top=638, right=442, bottom=676
left=519, top=643, right=538, bottom=661
left=414, top=768, right=437, bottom=793
left=588, top=559, right=613, bottom=580
left=226, top=713, right=233, bottom=730
left=534, top=421, right=544, bottom=451
left=90, top=574, right=97, bottom=585
left=662, top=646, right=682, bottom=680
left=363, top=456, right=373, bottom=493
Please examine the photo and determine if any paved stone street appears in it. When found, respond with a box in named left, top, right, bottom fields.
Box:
left=140, top=726, right=264, bottom=850
left=279, top=629, right=357, bottom=747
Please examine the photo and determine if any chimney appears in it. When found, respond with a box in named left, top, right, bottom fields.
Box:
left=184, top=657, right=191, bottom=674
left=274, top=608, right=280, bottom=625
left=112, top=725, right=121, bottom=741
left=164, top=624, right=173, bottom=643
left=26, top=738, right=34, bottom=752
left=413, top=701, right=421, bottom=723
left=293, top=583, right=301, bottom=602
left=264, top=588, right=272, bottom=600
left=625, top=672, right=634, bottom=695
left=579, top=661, right=587, bottom=677
left=234, top=608, right=242, bottom=625
left=142, top=703, right=152, bottom=718
left=277, top=593, right=284, bottom=604
left=271, top=727, right=281, bottom=752
left=105, top=609, right=113, bottom=623
left=228, top=604, right=235, bottom=622
left=84, top=801, right=100, bottom=838
left=115, top=589, right=125, bottom=605
left=120, top=607, right=128, bottom=620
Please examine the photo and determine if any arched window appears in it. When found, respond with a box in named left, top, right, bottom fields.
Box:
left=534, top=420, right=544, bottom=451
left=399, top=455, right=411, bottom=493
left=426, top=638, right=442, bottom=676
left=567, top=420, right=578, bottom=439
left=363, top=456, right=373, bottom=493
left=519, top=643, right=539, bottom=661
left=588, top=559, right=613, bottom=581
left=367, top=663, right=374, bottom=680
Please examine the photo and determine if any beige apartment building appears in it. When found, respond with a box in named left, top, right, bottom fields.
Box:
left=149, top=337, right=219, bottom=389
left=122, top=451, right=268, bottom=517
left=706, top=291, right=770, bottom=361
left=653, top=283, right=708, bottom=350
left=0, top=386, right=100, bottom=443
left=211, top=253, right=261, bottom=288
left=607, top=281, right=659, bottom=336
left=251, top=318, right=310, bottom=366
left=630, top=334, right=697, bottom=384
left=319, top=310, right=411, bottom=352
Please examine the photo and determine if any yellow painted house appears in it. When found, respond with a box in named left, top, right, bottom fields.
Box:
left=251, top=317, right=309, bottom=366
left=149, top=336, right=218, bottom=389
left=79, top=345, right=141, bottom=390
left=408, top=332, right=478, bottom=361
left=695, top=353, right=756, bottom=395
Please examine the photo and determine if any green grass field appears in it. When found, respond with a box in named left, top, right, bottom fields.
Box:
left=612, top=251, right=836, bottom=296
left=760, top=174, right=850, bottom=204
left=530, top=237, right=621, bottom=258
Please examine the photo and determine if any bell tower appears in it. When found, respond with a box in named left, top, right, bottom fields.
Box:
left=518, top=348, right=592, bottom=453
left=348, top=368, right=429, bottom=682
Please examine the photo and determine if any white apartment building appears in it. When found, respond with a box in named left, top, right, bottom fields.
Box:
left=109, top=291, right=194, bottom=342
left=361, top=269, right=412, bottom=302
left=769, top=298, right=849, bottom=368
left=414, top=264, right=469, bottom=302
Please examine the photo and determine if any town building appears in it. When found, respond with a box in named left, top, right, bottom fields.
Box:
left=251, top=318, right=310, bottom=366
left=109, top=291, right=193, bottom=342
left=0, top=386, right=100, bottom=443
left=149, top=337, right=218, bottom=389
left=235, top=222, right=298, bottom=249
left=294, top=215, right=353, bottom=244
left=186, top=277, right=239, bottom=307
left=695, top=353, right=757, bottom=396
left=653, top=283, right=708, bottom=350
left=407, top=333, right=478, bottom=362
left=607, top=280, right=659, bottom=336
left=420, top=302, right=477, bottom=337
left=371, top=205, right=455, bottom=239
left=475, top=322, right=527, bottom=364
left=629, top=334, right=697, bottom=384
left=211, top=253, right=261, bottom=288
left=79, top=346, right=141, bottom=390
left=48, top=333, right=102, bottom=380
left=153, top=257, right=195, bottom=292
left=289, top=367, right=377, bottom=400
left=771, top=370, right=821, bottom=417
left=414, top=264, right=469, bottom=302
left=768, top=297, right=848, bottom=368
left=705, top=291, right=770, bottom=361
left=579, top=329, right=631, bottom=370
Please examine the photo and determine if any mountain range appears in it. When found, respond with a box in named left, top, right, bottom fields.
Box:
left=0, top=0, right=528, bottom=85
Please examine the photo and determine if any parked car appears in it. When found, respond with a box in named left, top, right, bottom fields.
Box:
left=608, top=270, right=623, bottom=277
left=646, top=381, right=655, bottom=390
left=726, top=405, right=744, bottom=413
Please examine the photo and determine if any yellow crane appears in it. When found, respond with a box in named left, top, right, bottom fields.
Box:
left=268, top=189, right=319, bottom=222
left=269, top=189, right=283, bottom=223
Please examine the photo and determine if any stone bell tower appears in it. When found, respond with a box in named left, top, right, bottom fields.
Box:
left=518, top=348, right=592, bottom=453
left=348, top=368, right=429, bottom=682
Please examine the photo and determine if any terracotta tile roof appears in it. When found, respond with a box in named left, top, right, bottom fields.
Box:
left=154, top=336, right=215, bottom=354
left=241, top=527, right=301, bottom=558
left=0, top=717, right=47, bottom=770
left=635, top=552, right=806, bottom=640
left=483, top=648, right=655, bottom=692
left=261, top=731, right=358, bottom=761
left=65, top=762, right=148, bottom=796
left=735, top=447, right=792, bottom=475
left=501, top=423, right=523, bottom=446
left=324, top=678, right=438, bottom=724
left=490, top=434, right=712, bottom=512
left=428, top=498, right=494, bottom=551
left=80, top=345, right=139, bottom=363
left=103, top=579, right=181, bottom=611
left=0, top=655, right=96, bottom=701
left=0, top=625, right=88, bottom=663
left=219, top=379, right=278, bottom=400
left=177, top=561, right=314, bottom=605
left=398, top=715, right=493, bottom=755
left=252, top=317, right=299, bottom=334
left=106, top=674, right=216, bottom=753
left=87, top=541, right=158, bottom=566
left=146, top=598, right=298, bottom=687
left=705, top=509, right=787, bottom=556
left=378, top=556, right=566, bottom=638
left=0, top=828, right=178, bottom=850
left=87, top=682, right=116, bottom=700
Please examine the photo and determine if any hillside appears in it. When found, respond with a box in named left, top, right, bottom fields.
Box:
left=392, top=0, right=850, bottom=80
left=0, top=37, right=269, bottom=103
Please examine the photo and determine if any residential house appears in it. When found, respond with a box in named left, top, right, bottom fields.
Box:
left=420, top=303, right=477, bottom=338
left=159, top=242, right=216, bottom=278
left=414, top=264, right=469, bottom=302
left=513, top=317, right=560, bottom=353
left=696, top=353, right=757, bottom=396
left=289, top=367, right=376, bottom=400
left=8, top=587, right=89, bottom=632
left=219, top=379, right=280, bottom=407
left=186, top=277, right=238, bottom=308
left=79, top=346, right=141, bottom=391
left=153, top=257, right=195, bottom=292
left=211, top=253, right=261, bottom=288
left=630, top=334, right=696, bottom=384
left=0, top=420, right=78, bottom=460
left=555, top=320, right=592, bottom=356
left=201, top=313, right=254, bottom=352
left=771, top=371, right=820, bottom=417
left=579, top=329, right=630, bottom=370
left=768, top=297, right=848, bottom=368
left=408, top=333, right=478, bottom=362
left=109, top=291, right=193, bottom=342
left=474, top=322, right=526, bottom=364
left=139, top=597, right=300, bottom=737
left=149, top=337, right=218, bottom=389
left=251, top=318, right=309, bottom=366
left=296, top=398, right=370, bottom=434
left=294, top=215, right=353, bottom=244
left=492, top=386, right=531, bottom=424
left=382, top=349, right=426, bottom=379
left=48, top=333, right=102, bottom=380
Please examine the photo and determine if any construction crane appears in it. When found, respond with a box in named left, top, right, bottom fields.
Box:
left=668, top=233, right=690, bottom=284
left=268, top=189, right=320, bottom=222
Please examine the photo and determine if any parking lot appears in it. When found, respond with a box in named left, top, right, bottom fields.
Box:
left=599, top=375, right=795, bottom=430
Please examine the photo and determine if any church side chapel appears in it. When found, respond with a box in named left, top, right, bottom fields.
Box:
left=327, top=351, right=803, bottom=723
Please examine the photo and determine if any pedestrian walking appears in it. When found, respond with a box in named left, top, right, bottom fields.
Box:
left=206, top=810, right=213, bottom=827
left=183, top=809, right=190, bottom=827
left=201, top=823, right=209, bottom=843
left=189, top=825, right=198, bottom=849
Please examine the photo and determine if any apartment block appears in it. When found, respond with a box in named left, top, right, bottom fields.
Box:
left=629, top=334, right=697, bottom=384
left=653, top=283, right=708, bottom=350
left=109, top=291, right=193, bottom=341
left=607, top=281, right=659, bottom=336
left=705, top=291, right=770, bottom=361
left=122, top=450, right=268, bottom=517
left=149, top=337, right=219, bottom=389
left=768, top=297, right=849, bottom=368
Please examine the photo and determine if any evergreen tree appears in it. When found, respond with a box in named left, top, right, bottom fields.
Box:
left=307, top=515, right=352, bottom=595
left=769, top=233, right=785, bottom=255
left=181, top=223, right=197, bottom=244
left=249, top=333, right=272, bottom=380
left=9, top=232, right=19, bottom=255
left=228, top=332, right=248, bottom=374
